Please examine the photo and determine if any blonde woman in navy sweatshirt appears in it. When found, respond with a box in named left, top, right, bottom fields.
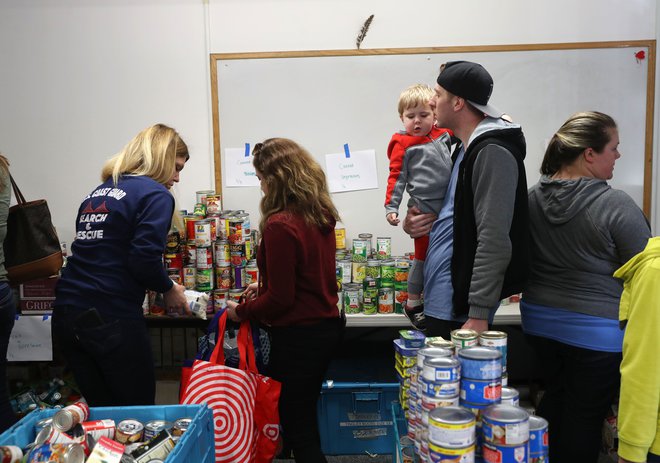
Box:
left=54, top=124, right=189, bottom=406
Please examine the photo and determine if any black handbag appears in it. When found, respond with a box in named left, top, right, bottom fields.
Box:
left=4, top=173, right=63, bottom=284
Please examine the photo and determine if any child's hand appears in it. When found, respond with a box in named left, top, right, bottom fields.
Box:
left=387, top=212, right=400, bottom=226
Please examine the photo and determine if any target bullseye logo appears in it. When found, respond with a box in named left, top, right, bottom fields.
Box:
left=182, top=362, right=258, bottom=462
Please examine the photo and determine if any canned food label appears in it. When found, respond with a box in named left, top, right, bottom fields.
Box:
left=428, top=420, right=475, bottom=448
left=482, top=441, right=528, bottom=463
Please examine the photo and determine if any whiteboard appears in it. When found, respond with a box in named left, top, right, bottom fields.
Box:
left=212, top=42, right=654, bottom=256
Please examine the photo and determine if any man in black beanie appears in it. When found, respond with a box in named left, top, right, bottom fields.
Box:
left=403, top=61, right=529, bottom=338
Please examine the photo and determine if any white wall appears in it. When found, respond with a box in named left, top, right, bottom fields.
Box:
left=0, top=0, right=658, bottom=247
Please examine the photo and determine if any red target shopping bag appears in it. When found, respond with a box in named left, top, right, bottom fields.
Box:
left=181, top=311, right=281, bottom=463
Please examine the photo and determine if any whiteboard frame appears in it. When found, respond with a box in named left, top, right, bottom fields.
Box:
left=210, top=40, right=656, bottom=216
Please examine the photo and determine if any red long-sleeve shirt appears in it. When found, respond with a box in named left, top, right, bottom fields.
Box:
left=235, top=210, right=339, bottom=326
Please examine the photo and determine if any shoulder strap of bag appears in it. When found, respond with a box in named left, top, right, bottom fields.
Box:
left=8, top=174, right=26, bottom=205
left=209, top=310, right=229, bottom=365
left=236, top=320, right=258, bottom=373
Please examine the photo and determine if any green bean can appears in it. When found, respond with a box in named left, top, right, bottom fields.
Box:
left=363, top=285, right=378, bottom=315
left=380, top=259, right=396, bottom=284
left=365, top=259, right=381, bottom=280
left=343, top=283, right=362, bottom=314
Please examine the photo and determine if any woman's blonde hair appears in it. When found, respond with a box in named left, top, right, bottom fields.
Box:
left=101, top=123, right=189, bottom=185
left=252, top=138, right=340, bottom=234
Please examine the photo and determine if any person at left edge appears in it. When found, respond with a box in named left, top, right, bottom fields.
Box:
left=226, top=138, right=345, bottom=463
left=53, top=124, right=189, bottom=406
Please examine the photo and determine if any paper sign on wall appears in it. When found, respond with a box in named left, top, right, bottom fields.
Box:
left=325, top=148, right=378, bottom=193
left=7, top=315, right=52, bottom=362
left=224, top=146, right=259, bottom=187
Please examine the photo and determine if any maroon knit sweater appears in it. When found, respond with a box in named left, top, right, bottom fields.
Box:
left=235, top=210, right=339, bottom=326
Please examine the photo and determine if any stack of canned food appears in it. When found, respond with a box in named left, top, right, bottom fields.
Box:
left=5, top=401, right=192, bottom=462
left=336, top=232, right=415, bottom=316
left=395, top=329, right=550, bottom=463
left=160, top=191, right=259, bottom=316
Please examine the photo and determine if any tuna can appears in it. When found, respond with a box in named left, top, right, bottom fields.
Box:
left=233, top=265, right=246, bottom=289
left=53, top=401, right=89, bottom=432
left=194, top=220, right=213, bottom=248
left=216, top=266, right=232, bottom=289
left=213, top=289, right=228, bottom=310
left=417, top=347, right=454, bottom=370
left=421, top=394, right=460, bottom=410
left=500, top=386, right=520, bottom=407
left=376, top=236, right=392, bottom=260
left=352, top=239, right=369, bottom=263
left=423, top=356, right=461, bottom=382
left=183, top=266, right=196, bottom=290
left=338, top=259, right=352, bottom=285
left=351, top=261, right=365, bottom=284
left=171, top=418, right=192, bottom=437
left=205, top=194, right=222, bottom=215
left=458, top=346, right=503, bottom=380
left=183, top=215, right=198, bottom=244
left=451, top=329, right=479, bottom=351
left=214, top=240, right=231, bottom=267
left=482, top=404, right=530, bottom=446
left=380, top=259, right=396, bottom=283
left=196, top=268, right=214, bottom=292
left=0, top=445, right=22, bottom=462
left=377, top=285, right=394, bottom=313
left=482, top=441, right=528, bottom=463
left=245, top=260, right=258, bottom=286
left=343, top=283, right=362, bottom=314
left=479, top=330, right=508, bottom=373
left=460, top=378, right=502, bottom=405
left=195, top=246, right=214, bottom=269
left=28, top=443, right=84, bottom=463
left=115, top=419, right=144, bottom=444
left=143, top=420, right=172, bottom=441
left=427, top=441, right=475, bottom=463
left=418, top=376, right=460, bottom=398
left=195, top=189, right=215, bottom=205
left=365, top=259, right=381, bottom=279
left=394, top=282, right=408, bottom=314
left=229, top=243, right=248, bottom=267
left=428, top=406, right=476, bottom=448
left=228, top=217, right=246, bottom=244
left=528, top=415, right=549, bottom=460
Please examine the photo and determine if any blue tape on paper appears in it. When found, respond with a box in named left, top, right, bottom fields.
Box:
left=245, top=143, right=250, bottom=157
left=344, top=144, right=351, bottom=158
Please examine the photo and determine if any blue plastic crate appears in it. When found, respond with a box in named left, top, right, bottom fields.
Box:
left=0, top=404, right=214, bottom=463
left=317, top=382, right=398, bottom=455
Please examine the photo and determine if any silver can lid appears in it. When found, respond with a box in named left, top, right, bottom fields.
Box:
left=483, top=404, right=530, bottom=423
left=528, top=414, right=549, bottom=431
left=429, top=406, right=475, bottom=425
left=53, top=409, right=74, bottom=432
left=458, top=346, right=502, bottom=361
left=423, top=356, right=460, bottom=369
left=64, top=443, right=85, bottom=463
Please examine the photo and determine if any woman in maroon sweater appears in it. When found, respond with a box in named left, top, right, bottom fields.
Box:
left=227, top=138, right=345, bottom=463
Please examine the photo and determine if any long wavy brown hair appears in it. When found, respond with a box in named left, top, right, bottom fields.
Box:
left=252, top=138, right=340, bottom=234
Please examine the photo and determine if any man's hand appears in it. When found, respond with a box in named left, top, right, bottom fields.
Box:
left=461, top=318, right=489, bottom=333
left=402, top=206, right=437, bottom=239
left=163, top=283, right=189, bottom=315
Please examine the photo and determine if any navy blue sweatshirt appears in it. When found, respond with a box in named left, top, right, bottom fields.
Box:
left=55, top=175, right=174, bottom=319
